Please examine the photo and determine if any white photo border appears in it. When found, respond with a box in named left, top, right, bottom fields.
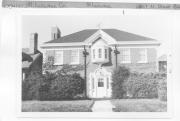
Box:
left=14, top=8, right=173, bottom=118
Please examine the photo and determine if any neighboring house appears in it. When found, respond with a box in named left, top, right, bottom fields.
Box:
left=41, top=26, right=160, bottom=98
left=158, top=55, right=167, bottom=73
left=22, top=33, right=43, bottom=81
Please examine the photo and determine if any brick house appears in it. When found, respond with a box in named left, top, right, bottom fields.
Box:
left=22, top=33, right=43, bottom=81
left=41, top=27, right=160, bottom=98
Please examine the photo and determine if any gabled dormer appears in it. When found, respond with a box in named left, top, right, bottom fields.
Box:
left=91, top=37, right=109, bottom=64
left=85, top=29, right=116, bottom=64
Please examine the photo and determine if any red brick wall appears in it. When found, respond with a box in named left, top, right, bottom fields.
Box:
left=44, top=47, right=157, bottom=74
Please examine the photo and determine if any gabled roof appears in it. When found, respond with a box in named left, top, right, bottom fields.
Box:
left=45, top=29, right=155, bottom=44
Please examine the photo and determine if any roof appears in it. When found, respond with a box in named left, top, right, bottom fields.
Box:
left=22, top=48, right=42, bottom=69
left=45, top=29, right=155, bottom=43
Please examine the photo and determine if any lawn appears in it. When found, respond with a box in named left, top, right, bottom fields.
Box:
left=22, top=100, right=94, bottom=112
left=111, top=99, right=167, bottom=112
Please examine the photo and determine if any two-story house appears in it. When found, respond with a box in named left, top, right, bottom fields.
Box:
left=41, top=26, right=160, bottom=98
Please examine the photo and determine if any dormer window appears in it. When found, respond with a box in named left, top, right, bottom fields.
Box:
left=91, top=46, right=109, bottom=64
left=105, top=49, right=108, bottom=59
left=93, top=49, right=95, bottom=59
left=98, top=48, right=102, bottom=58
left=91, top=38, right=109, bottom=64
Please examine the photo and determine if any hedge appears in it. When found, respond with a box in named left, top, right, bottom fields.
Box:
left=111, top=66, right=167, bottom=100
left=111, top=66, right=130, bottom=99
left=158, top=79, right=167, bottom=101
left=22, top=66, right=85, bottom=101
left=123, top=73, right=159, bottom=99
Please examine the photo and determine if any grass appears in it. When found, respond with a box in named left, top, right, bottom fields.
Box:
left=111, top=99, right=167, bottom=112
left=22, top=100, right=94, bottom=112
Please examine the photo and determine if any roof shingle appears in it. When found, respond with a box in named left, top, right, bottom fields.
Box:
left=45, top=29, right=155, bottom=44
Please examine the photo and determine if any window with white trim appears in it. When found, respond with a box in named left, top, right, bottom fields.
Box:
left=70, top=49, right=79, bottom=64
left=120, top=49, right=131, bottom=63
left=105, top=49, right=108, bottom=59
left=98, top=48, right=102, bottom=58
left=139, top=48, right=147, bottom=63
left=93, top=49, right=95, bottom=59
left=54, top=50, right=63, bottom=65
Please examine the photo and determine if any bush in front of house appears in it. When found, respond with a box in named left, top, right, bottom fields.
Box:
left=158, top=79, right=167, bottom=101
left=111, top=66, right=130, bottom=99
left=22, top=65, right=85, bottom=101
left=22, top=71, right=44, bottom=100
left=123, top=73, right=159, bottom=99
left=47, top=72, right=85, bottom=100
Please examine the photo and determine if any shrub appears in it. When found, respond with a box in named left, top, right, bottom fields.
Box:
left=111, top=66, right=130, bottom=99
left=22, top=71, right=44, bottom=100
left=158, top=79, right=167, bottom=101
left=48, top=73, right=85, bottom=100
left=123, top=73, right=159, bottom=99
left=22, top=65, right=85, bottom=101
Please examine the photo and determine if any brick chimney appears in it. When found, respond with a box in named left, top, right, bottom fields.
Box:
left=29, top=33, right=38, bottom=54
left=51, top=26, right=61, bottom=40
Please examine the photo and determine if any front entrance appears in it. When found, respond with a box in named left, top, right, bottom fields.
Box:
left=97, top=78, right=106, bottom=98
left=89, top=67, right=112, bottom=98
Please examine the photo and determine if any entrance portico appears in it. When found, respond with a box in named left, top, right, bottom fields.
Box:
left=88, top=67, right=112, bottom=98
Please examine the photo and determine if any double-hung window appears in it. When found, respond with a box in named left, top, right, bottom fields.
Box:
left=71, top=49, right=79, bottom=64
left=93, top=49, right=95, bottom=59
left=54, top=50, right=63, bottom=65
left=98, top=48, right=102, bottom=58
left=139, top=48, right=147, bottom=63
left=105, top=49, right=108, bottom=59
left=121, top=49, right=131, bottom=63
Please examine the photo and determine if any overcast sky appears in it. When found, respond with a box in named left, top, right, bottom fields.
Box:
left=22, top=15, right=173, bottom=57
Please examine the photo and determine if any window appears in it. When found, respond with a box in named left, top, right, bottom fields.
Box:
left=54, top=50, right=63, bottom=65
left=98, top=78, right=104, bottom=87
left=98, top=48, right=102, bottom=58
left=107, top=77, right=109, bottom=89
left=105, top=49, right=108, bottom=59
left=120, top=49, right=130, bottom=63
left=139, top=48, right=147, bottom=63
left=71, top=49, right=79, bottom=64
left=92, top=78, right=94, bottom=89
left=93, top=49, right=95, bottom=59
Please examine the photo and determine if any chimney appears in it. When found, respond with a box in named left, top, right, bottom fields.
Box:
left=51, top=26, right=61, bottom=40
left=29, top=33, right=38, bottom=54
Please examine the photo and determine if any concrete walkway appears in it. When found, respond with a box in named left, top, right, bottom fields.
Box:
left=92, top=100, right=115, bottom=112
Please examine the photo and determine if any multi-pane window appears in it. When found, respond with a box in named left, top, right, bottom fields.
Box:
left=71, top=49, right=79, bottom=64
left=54, top=50, right=63, bottom=65
left=98, top=48, right=102, bottom=58
left=120, top=49, right=130, bottom=63
left=98, top=78, right=104, bottom=87
left=93, top=49, right=95, bottom=59
left=105, top=49, right=108, bottom=59
left=139, top=48, right=147, bottom=63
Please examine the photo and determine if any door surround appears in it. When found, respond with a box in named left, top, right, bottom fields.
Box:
left=89, top=67, right=112, bottom=98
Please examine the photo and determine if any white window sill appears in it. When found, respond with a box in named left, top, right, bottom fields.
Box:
left=54, top=63, right=63, bottom=66
left=137, top=61, right=147, bottom=64
left=121, top=61, right=131, bottom=64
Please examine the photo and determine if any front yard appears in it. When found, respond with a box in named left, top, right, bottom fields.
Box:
left=111, top=99, right=167, bottom=112
left=22, top=100, right=94, bottom=112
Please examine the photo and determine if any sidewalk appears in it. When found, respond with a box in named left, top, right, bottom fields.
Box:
left=91, top=100, right=115, bottom=112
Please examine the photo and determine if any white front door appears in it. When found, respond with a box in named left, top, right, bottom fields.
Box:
left=96, top=78, right=106, bottom=98
left=89, top=67, right=112, bottom=98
